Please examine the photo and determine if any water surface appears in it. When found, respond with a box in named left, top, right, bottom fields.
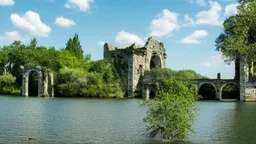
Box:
left=0, top=96, right=256, bottom=144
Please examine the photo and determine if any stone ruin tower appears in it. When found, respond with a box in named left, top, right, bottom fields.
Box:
left=104, top=37, right=167, bottom=97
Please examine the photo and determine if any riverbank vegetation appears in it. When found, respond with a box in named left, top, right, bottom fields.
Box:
left=142, top=68, right=201, bottom=141
left=0, top=34, right=123, bottom=98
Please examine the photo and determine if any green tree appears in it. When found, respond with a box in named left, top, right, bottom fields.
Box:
left=28, top=38, right=37, bottom=49
left=65, top=34, right=84, bottom=60
left=143, top=69, right=199, bottom=141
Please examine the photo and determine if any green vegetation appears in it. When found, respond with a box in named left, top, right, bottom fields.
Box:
left=0, top=34, right=123, bottom=98
left=143, top=68, right=202, bottom=141
left=222, top=83, right=240, bottom=99
left=216, top=0, right=256, bottom=78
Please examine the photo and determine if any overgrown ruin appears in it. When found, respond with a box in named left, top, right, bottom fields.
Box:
left=22, top=66, right=54, bottom=97
left=104, top=37, right=167, bottom=98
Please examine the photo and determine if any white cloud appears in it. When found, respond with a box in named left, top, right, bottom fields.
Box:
left=55, top=16, right=76, bottom=27
left=183, top=14, right=195, bottom=27
left=201, top=54, right=232, bottom=68
left=0, top=0, right=15, bottom=6
left=188, top=0, right=206, bottom=6
left=0, top=31, right=26, bottom=43
left=64, top=0, right=93, bottom=12
left=98, top=41, right=105, bottom=46
left=225, top=3, right=239, bottom=17
left=149, top=9, right=180, bottom=37
left=115, top=30, right=145, bottom=47
left=196, top=1, right=222, bottom=26
left=201, top=62, right=211, bottom=67
left=10, top=11, right=51, bottom=37
left=180, top=30, right=208, bottom=44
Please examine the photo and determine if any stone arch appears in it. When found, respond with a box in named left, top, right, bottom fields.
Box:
left=198, top=82, right=217, bottom=100
left=150, top=55, right=162, bottom=69
left=220, top=82, right=239, bottom=100
left=28, top=70, right=40, bottom=96
left=22, top=67, right=54, bottom=97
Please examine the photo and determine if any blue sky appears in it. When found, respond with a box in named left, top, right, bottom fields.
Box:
left=0, top=0, right=239, bottom=78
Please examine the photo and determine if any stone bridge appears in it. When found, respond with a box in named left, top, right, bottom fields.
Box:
left=190, top=79, right=240, bottom=101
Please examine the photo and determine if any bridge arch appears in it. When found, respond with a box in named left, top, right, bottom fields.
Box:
left=220, top=82, right=239, bottom=100
left=198, top=82, right=217, bottom=100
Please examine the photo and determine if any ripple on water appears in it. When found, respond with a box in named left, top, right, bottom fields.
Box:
left=0, top=96, right=256, bottom=143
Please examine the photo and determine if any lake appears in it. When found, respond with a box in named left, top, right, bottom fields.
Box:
left=0, top=96, right=256, bottom=144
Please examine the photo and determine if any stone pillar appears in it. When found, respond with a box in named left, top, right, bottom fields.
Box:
left=217, top=73, right=221, bottom=79
left=249, top=62, right=254, bottom=82
left=142, top=84, right=150, bottom=99
left=43, top=72, right=49, bottom=97
left=217, top=91, right=221, bottom=100
left=239, top=56, right=246, bottom=101
left=37, top=70, right=43, bottom=97
left=50, top=72, right=54, bottom=97
left=127, top=56, right=134, bottom=97
left=22, top=71, right=29, bottom=97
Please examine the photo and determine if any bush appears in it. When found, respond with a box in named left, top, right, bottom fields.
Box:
left=143, top=69, right=199, bottom=141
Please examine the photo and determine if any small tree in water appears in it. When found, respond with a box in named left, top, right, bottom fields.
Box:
left=143, top=74, right=198, bottom=141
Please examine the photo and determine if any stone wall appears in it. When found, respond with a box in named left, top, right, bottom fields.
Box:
left=104, top=37, right=167, bottom=97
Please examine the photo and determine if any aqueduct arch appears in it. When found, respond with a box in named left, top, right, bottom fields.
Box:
left=198, top=82, right=217, bottom=100
left=22, top=66, right=54, bottom=97
left=219, top=82, right=239, bottom=100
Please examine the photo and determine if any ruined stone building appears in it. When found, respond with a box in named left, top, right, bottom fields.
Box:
left=22, top=66, right=54, bottom=97
left=104, top=37, right=167, bottom=98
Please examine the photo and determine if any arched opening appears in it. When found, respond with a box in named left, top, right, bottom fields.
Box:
left=28, top=71, right=39, bottom=96
left=221, top=83, right=239, bottom=100
left=198, top=83, right=216, bottom=100
left=150, top=55, right=161, bottom=69
left=149, top=85, right=157, bottom=98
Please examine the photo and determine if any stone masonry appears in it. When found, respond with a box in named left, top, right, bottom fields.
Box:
left=22, top=66, right=54, bottom=97
left=104, top=37, right=167, bottom=97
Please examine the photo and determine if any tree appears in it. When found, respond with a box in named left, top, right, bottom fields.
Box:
left=143, top=69, right=199, bottom=141
left=28, top=38, right=37, bottom=49
left=65, top=34, right=84, bottom=60
left=215, top=2, right=256, bottom=78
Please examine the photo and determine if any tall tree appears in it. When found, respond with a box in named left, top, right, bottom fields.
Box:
left=28, top=38, right=37, bottom=49
left=216, top=1, right=256, bottom=78
left=65, top=34, right=84, bottom=60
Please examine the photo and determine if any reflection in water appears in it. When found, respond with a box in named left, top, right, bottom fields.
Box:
left=0, top=96, right=256, bottom=143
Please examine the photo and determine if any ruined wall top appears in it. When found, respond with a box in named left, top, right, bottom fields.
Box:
left=104, top=37, right=166, bottom=54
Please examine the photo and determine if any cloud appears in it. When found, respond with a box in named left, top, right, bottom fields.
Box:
left=225, top=3, right=239, bottom=17
left=10, top=11, right=51, bottom=37
left=196, top=1, right=222, bottom=26
left=98, top=41, right=105, bottom=46
left=0, top=0, right=15, bottom=6
left=64, top=0, right=93, bottom=12
left=55, top=16, right=76, bottom=27
left=183, top=14, right=195, bottom=27
left=180, top=30, right=208, bottom=44
left=188, top=0, right=206, bottom=6
left=201, top=62, right=211, bottom=67
left=201, top=54, right=232, bottom=68
left=149, top=9, right=180, bottom=37
left=0, top=31, right=27, bottom=43
left=115, top=30, right=145, bottom=47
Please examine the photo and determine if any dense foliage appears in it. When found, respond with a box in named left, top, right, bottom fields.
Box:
left=216, top=1, right=256, bottom=78
left=143, top=68, right=201, bottom=141
left=0, top=34, right=123, bottom=97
